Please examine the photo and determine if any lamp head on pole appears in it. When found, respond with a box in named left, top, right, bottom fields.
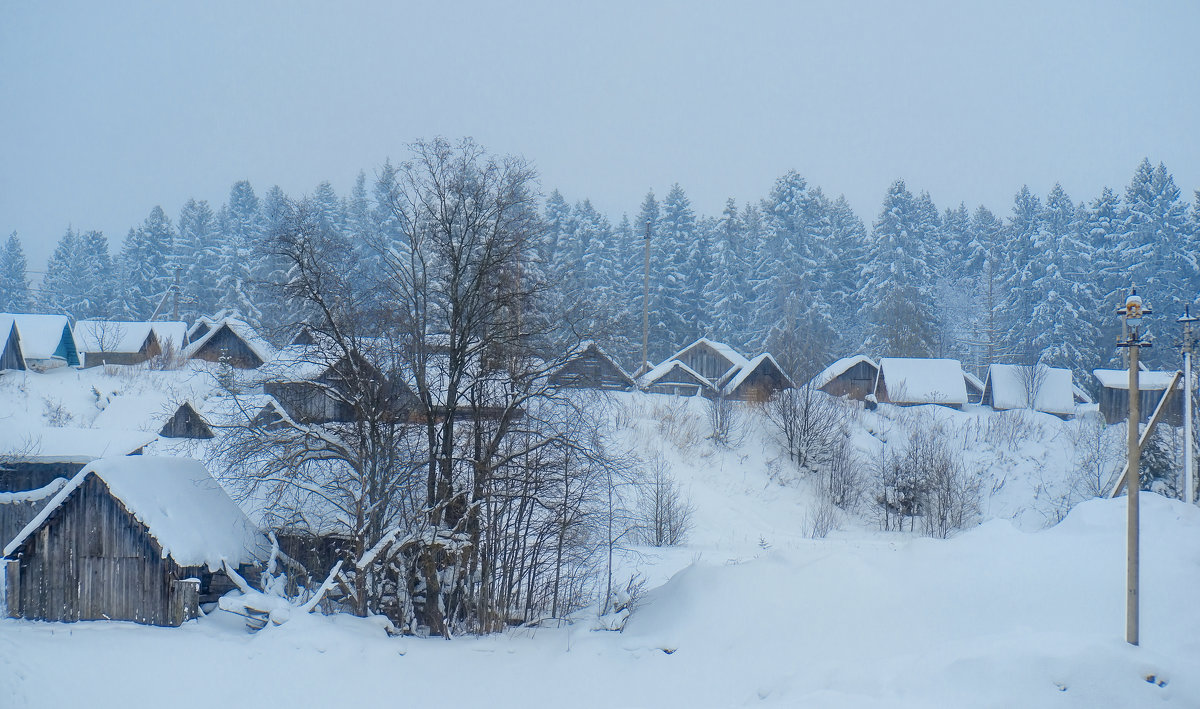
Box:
left=1117, top=286, right=1150, bottom=321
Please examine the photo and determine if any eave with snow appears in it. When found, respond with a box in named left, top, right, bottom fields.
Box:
left=981, top=364, right=1076, bottom=418
left=720, top=353, right=794, bottom=402
left=0, top=318, right=27, bottom=372
left=811, top=355, right=878, bottom=400
left=74, top=320, right=188, bottom=367
left=638, top=359, right=717, bottom=397
left=548, top=341, right=636, bottom=392
left=183, top=317, right=276, bottom=369
left=873, top=357, right=969, bottom=408
left=0, top=313, right=80, bottom=370
left=4, top=456, right=265, bottom=627
left=1093, top=367, right=1184, bottom=426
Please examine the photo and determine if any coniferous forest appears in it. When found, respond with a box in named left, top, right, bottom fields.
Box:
left=2, top=155, right=1198, bottom=389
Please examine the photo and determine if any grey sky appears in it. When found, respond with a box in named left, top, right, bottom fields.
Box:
left=3, top=1, right=1198, bottom=269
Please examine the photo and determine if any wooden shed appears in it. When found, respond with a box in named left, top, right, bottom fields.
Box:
left=0, top=318, right=27, bottom=372
left=183, top=318, right=275, bottom=369
left=874, top=358, right=969, bottom=409
left=159, top=402, right=215, bottom=439
left=668, top=338, right=750, bottom=382
left=0, top=314, right=79, bottom=370
left=549, top=342, right=636, bottom=391
left=4, top=456, right=264, bottom=626
left=0, top=427, right=157, bottom=550
left=74, top=321, right=163, bottom=368
left=638, top=360, right=716, bottom=397
left=982, top=364, right=1077, bottom=418
left=1093, top=368, right=1183, bottom=426
left=720, top=353, right=794, bottom=402
left=811, top=355, right=878, bottom=400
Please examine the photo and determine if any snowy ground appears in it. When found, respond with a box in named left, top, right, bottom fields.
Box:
left=2, top=372, right=1199, bottom=707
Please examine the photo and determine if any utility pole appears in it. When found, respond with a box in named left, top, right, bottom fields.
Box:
left=1117, top=287, right=1150, bottom=646
left=172, top=268, right=181, bottom=323
left=641, top=219, right=651, bottom=374
left=1180, top=306, right=1198, bottom=505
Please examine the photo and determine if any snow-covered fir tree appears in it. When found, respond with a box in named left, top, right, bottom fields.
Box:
left=0, top=233, right=32, bottom=312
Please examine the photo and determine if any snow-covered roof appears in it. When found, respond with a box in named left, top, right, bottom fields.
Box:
left=877, top=358, right=968, bottom=405
left=183, top=317, right=277, bottom=364
left=0, top=426, right=157, bottom=463
left=91, top=393, right=176, bottom=431
left=3, top=456, right=265, bottom=570
left=668, top=338, right=751, bottom=373
left=1073, top=384, right=1094, bottom=404
left=151, top=321, right=189, bottom=349
left=1093, top=369, right=1181, bottom=391
left=810, top=355, right=877, bottom=389
left=0, top=313, right=75, bottom=362
left=984, top=364, right=1076, bottom=415
left=723, top=353, right=794, bottom=396
left=638, top=359, right=716, bottom=390
left=963, top=370, right=985, bottom=394
left=554, top=341, right=637, bottom=384
left=74, top=320, right=157, bottom=354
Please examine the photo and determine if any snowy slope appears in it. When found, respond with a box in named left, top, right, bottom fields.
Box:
left=2, top=388, right=1198, bottom=707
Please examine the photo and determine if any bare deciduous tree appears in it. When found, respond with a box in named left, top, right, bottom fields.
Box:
left=764, top=384, right=851, bottom=471
left=636, top=455, right=694, bottom=547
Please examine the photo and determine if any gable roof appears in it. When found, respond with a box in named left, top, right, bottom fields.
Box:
left=0, top=319, right=26, bottom=371
left=983, top=364, right=1076, bottom=415
left=638, top=359, right=716, bottom=391
left=550, top=341, right=637, bottom=387
left=722, top=353, right=795, bottom=396
left=151, top=321, right=189, bottom=349
left=668, top=338, right=751, bottom=374
left=876, top=357, right=968, bottom=405
left=3, top=456, right=265, bottom=570
left=1093, top=368, right=1182, bottom=391
left=0, top=426, right=157, bottom=464
left=183, top=317, right=276, bottom=364
left=810, top=355, right=878, bottom=389
left=73, top=320, right=158, bottom=354
left=0, top=314, right=79, bottom=365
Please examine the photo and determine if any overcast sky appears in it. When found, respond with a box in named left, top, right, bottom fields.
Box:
left=3, top=1, right=1198, bottom=269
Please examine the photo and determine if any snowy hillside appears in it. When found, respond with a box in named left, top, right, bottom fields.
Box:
left=2, top=368, right=1198, bottom=707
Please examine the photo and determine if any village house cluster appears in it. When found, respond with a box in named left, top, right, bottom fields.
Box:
left=0, top=311, right=1182, bottom=626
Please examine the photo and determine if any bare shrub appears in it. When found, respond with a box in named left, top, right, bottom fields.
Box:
left=825, top=438, right=865, bottom=510
left=41, top=397, right=73, bottom=427
left=1015, top=361, right=1050, bottom=409
left=707, top=393, right=744, bottom=447
left=636, top=456, right=695, bottom=546
left=804, top=484, right=839, bottom=539
left=986, top=409, right=1038, bottom=448
left=1065, top=412, right=1123, bottom=499
left=148, top=338, right=187, bottom=370
left=875, top=428, right=981, bottom=537
left=765, top=384, right=850, bottom=471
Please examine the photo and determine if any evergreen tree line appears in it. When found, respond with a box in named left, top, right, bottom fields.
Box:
left=2, top=158, right=1197, bottom=388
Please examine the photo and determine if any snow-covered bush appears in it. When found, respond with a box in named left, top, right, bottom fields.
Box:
left=874, top=427, right=981, bottom=537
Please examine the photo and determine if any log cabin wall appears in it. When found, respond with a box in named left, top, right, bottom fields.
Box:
left=191, top=326, right=263, bottom=369
left=6, top=475, right=188, bottom=625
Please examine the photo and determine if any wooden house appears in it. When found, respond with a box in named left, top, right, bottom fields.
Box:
left=1093, top=368, right=1183, bottom=426
left=183, top=317, right=275, bottom=369
left=74, top=321, right=168, bottom=367
left=811, top=356, right=878, bottom=400
left=982, top=364, right=1076, bottom=418
left=159, top=401, right=215, bottom=439
left=261, top=344, right=417, bottom=424
left=0, top=427, right=157, bottom=549
left=549, top=342, right=636, bottom=391
left=720, top=353, right=794, bottom=402
left=668, top=338, right=750, bottom=382
left=4, top=456, right=265, bottom=626
left=0, top=318, right=27, bottom=372
left=0, top=314, right=79, bottom=370
left=873, top=358, right=969, bottom=408
left=638, top=360, right=716, bottom=397
left=963, top=371, right=985, bottom=404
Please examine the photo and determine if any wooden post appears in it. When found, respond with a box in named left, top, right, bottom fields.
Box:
left=169, top=578, right=200, bottom=627
left=5, top=559, right=19, bottom=618
left=1126, top=339, right=1140, bottom=646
